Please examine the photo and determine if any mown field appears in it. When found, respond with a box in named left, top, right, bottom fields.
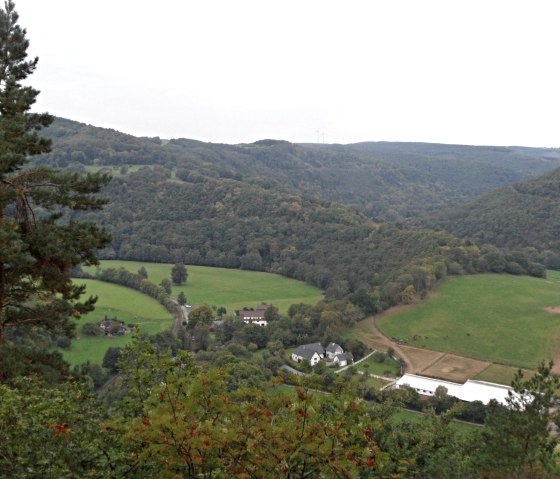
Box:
left=84, top=260, right=323, bottom=314
left=377, top=272, right=560, bottom=370
left=62, top=279, right=172, bottom=366
left=68, top=262, right=322, bottom=366
left=353, top=353, right=401, bottom=378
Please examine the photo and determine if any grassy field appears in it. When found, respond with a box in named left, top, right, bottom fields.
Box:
left=474, top=364, right=535, bottom=384
left=62, top=279, right=172, bottom=366
left=84, top=260, right=323, bottom=314
left=391, top=409, right=479, bottom=435
left=377, top=273, right=560, bottom=370
left=353, top=354, right=401, bottom=377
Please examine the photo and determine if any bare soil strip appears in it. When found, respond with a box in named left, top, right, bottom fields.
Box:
left=351, top=311, right=494, bottom=383
left=421, top=353, right=490, bottom=383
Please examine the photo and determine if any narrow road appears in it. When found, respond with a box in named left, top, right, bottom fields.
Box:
left=171, top=300, right=189, bottom=336
left=336, top=350, right=376, bottom=374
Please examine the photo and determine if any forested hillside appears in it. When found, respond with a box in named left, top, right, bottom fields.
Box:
left=416, top=167, right=560, bottom=267
left=39, top=118, right=560, bottom=222
left=30, top=118, right=545, bottom=310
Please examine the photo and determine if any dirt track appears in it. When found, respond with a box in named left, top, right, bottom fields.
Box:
left=351, top=310, right=491, bottom=383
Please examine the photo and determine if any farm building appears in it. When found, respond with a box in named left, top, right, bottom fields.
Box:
left=239, top=304, right=269, bottom=326
left=395, top=373, right=514, bottom=405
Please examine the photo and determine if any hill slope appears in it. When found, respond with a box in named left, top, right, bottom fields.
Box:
left=39, top=118, right=560, bottom=222
left=32, top=118, right=546, bottom=310
left=415, top=167, right=560, bottom=264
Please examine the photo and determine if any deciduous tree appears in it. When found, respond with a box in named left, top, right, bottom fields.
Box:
left=170, top=262, right=187, bottom=285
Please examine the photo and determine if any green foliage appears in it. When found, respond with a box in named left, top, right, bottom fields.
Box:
left=187, top=303, right=213, bottom=330
left=81, top=322, right=103, bottom=336
left=473, top=361, right=560, bottom=477
left=177, top=290, right=187, bottom=305
left=418, top=167, right=560, bottom=263
left=0, top=343, right=69, bottom=384
left=0, top=2, right=110, bottom=349
left=171, top=262, right=187, bottom=285
left=0, top=377, right=130, bottom=478
left=137, top=265, right=147, bottom=279
left=102, top=346, right=122, bottom=374
left=160, top=277, right=172, bottom=294
left=40, top=119, right=560, bottom=223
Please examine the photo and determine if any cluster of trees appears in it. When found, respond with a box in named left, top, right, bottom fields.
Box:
left=3, top=333, right=560, bottom=479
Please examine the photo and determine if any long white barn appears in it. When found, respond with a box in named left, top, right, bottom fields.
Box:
left=395, top=373, right=514, bottom=405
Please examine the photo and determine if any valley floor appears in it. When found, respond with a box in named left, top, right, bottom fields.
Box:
left=350, top=310, right=531, bottom=385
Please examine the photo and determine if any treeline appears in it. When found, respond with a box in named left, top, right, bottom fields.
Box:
left=2, top=334, right=559, bottom=478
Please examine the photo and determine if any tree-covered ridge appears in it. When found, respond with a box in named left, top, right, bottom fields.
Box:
left=76, top=166, right=544, bottom=313
left=38, top=118, right=560, bottom=222
left=416, top=166, right=560, bottom=266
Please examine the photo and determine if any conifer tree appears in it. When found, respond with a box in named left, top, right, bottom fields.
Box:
left=0, top=1, right=110, bottom=348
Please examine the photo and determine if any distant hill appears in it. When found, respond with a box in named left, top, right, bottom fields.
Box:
left=414, top=167, right=560, bottom=266
left=33, top=118, right=545, bottom=310
left=39, top=118, right=560, bottom=222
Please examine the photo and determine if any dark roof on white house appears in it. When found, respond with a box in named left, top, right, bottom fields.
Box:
left=326, top=342, right=342, bottom=354
left=293, top=346, right=320, bottom=360
left=334, top=352, right=353, bottom=362
left=293, top=342, right=325, bottom=358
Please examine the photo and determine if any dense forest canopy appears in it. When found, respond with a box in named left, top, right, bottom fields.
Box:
left=39, top=118, right=560, bottom=222
left=415, top=166, right=560, bottom=266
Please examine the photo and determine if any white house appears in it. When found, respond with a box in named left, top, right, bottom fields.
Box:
left=332, top=352, right=354, bottom=367
left=291, top=343, right=325, bottom=366
left=395, top=374, right=514, bottom=405
left=325, top=342, right=344, bottom=359
left=239, top=304, right=269, bottom=326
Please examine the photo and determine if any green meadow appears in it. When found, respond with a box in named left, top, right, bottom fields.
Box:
left=84, top=260, right=323, bottom=314
left=67, top=261, right=322, bottom=366
left=377, top=273, right=560, bottom=369
left=62, top=279, right=172, bottom=366
left=353, top=354, right=401, bottom=377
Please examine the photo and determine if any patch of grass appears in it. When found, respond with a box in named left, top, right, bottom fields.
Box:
left=354, top=353, right=401, bottom=377
left=474, top=364, right=535, bottom=385
left=265, top=384, right=297, bottom=398
left=377, top=274, right=560, bottom=369
left=391, top=409, right=478, bottom=435
left=84, top=260, right=323, bottom=314
left=62, top=279, right=172, bottom=367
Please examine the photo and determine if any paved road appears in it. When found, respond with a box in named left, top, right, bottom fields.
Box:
left=336, top=350, right=376, bottom=373
left=280, top=364, right=306, bottom=376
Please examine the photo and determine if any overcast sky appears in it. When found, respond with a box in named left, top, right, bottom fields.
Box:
left=15, top=0, right=560, bottom=146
